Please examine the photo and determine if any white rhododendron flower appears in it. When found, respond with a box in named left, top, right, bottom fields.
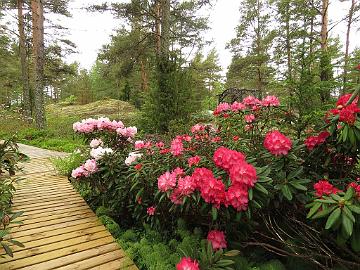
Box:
left=90, top=147, right=113, bottom=160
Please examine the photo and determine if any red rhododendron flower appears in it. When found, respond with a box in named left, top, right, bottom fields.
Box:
left=225, top=184, right=249, bottom=211
left=264, top=130, right=292, bottom=156
left=213, top=147, right=245, bottom=171
left=170, top=188, right=184, bottom=205
left=191, top=167, right=215, bottom=189
left=134, top=163, right=142, bottom=170
left=262, top=95, right=280, bottom=107
left=233, top=135, right=240, bottom=141
left=207, top=230, right=227, bottom=250
left=347, top=182, right=360, bottom=197
left=336, top=94, right=359, bottom=107
left=339, top=104, right=360, bottom=125
left=304, top=131, right=330, bottom=151
left=244, top=114, right=255, bottom=123
left=147, top=206, right=156, bottom=216
left=199, top=176, right=226, bottom=208
left=176, top=257, right=200, bottom=270
left=314, top=180, right=339, bottom=197
left=229, top=162, right=257, bottom=187
left=188, top=156, right=201, bottom=167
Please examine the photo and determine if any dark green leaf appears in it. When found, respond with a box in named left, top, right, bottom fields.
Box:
left=325, top=208, right=341, bottom=229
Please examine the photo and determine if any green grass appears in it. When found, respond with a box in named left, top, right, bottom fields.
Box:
left=0, top=99, right=139, bottom=152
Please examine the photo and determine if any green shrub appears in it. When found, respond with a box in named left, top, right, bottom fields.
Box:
left=51, top=151, right=86, bottom=176
left=99, top=215, right=122, bottom=238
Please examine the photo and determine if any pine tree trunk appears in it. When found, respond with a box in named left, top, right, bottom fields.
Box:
left=155, top=0, right=161, bottom=55
left=160, top=0, right=170, bottom=58
left=31, top=0, right=46, bottom=129
left=343, top=0, right=356, bottom=93
left=18, top=0, right=32, bottom=123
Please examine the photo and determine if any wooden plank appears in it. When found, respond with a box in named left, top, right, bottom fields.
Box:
left=13, top=187, right=75, bottom=197
left=10, top=216, right=99, bottom=238
left=16, top=205, right=90, bottom=221
left=3, top=231, right=111, bottom=262
left=10, top=211, right=94, bottom=232
left=13, top=193, right=82, bottom=205
left=16, top=202, right=88, bottom=217
left=10, top=222, right=103, bottom=244
left=55, top=250, right=127, bottom=270
left=1, top=225, right=106, bottom=255
left=2, top=241, right=118, bottom=270
left=12, top=198, right=85, bottom=212
left=14, top=206, right=92, bottom=224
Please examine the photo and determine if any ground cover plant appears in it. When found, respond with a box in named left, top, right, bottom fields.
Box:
left=0, top=139, right=24, bottom=258
left=65, top=88, right=360, bottom=269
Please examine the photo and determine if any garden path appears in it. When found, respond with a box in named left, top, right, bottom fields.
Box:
left=0, top=144, right=137, bottom=270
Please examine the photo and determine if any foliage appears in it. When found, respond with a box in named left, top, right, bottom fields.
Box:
left=71, top=88, right=360, bottom=269
left=0, top=138, right=21, bottom=176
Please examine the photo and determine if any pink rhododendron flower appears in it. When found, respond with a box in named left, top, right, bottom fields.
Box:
left=173, top=167, right=185, bottom=177
left=231, top=101, right=246, bottom=112
left=171, top=138, right=184, bottom=156
left=83, top=159, right=98, bottom=174
left=176, top=257, right=199, bottom=270
left=191, top=167, right=215, bottom=189
left=207, top=230, right=227, bottom=250
left=229, top=162, right=257, bottom=187
left=116, top=126, right=138, bottom=138
left=243, top=95, right=260, bottom=107
left=158, top=171, right=177, bottom=192
left=225, top=184, right=249, bottom=211
left=191, top=124, right=205, bottom=133
left=134, top=140, right=145, bottom=149
left=71, top=166, right=85, bottom=179
left=213, top=102, right=230, bottom=115
left=244, top=114, right=255, bottom=123
left=264, top=131, right=292, bottom=156
left=188, top=156, right=201, bottom=167
left=262, top=95, right=280, bottom=107
left=156, top=141, right=165, bottom=148
left=177, top=176, right=197, bottom=196
left=147, top=206, right=156, bottom=216
left=314, top=180, right=339, bottom=197
left=125, top=152, right=143, bottom=166
left=90, top=138, right=103, bottom=148
left=170, top=189, right=184, bottom=204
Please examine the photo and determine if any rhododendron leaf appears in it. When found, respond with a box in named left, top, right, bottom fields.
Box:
left=248, top=189, right=253, bottom=200
left=256, top=166, right=270, bottom=176
left=287, top=167, right=303, bottom=180
left=255, top=183, right=268, bottom=195
left=252, top=200, right=262, bottom=209
left=291, top=179, right=311, bottom=184
left=348, top=205, right=360, bottom=214
left=348, top=128, right=356, bottom=145
left=351, top=229, right=360, bottom=252
left=314, top=199, right=336, bottom=204
left=224, top=250, right=240, bottom=257
left=341, top=213, right=354, bottom=238
left=330, top=193, right=341, bottom=201
left=289, top=182, right=307, bottom=191
left=342, top=125, right=349, bottom=142
left=281, top=185, right=292, bottom=201
left=135, top=187, right=143, bottom=200
left=343, top=206, right=355, bottom=223
left=307, top=202, right=322, bottom=219
left=211, top=207, right=218, bottom=221
left=312, top=206, right=336, bottom=219
left=235, top=213, right=242, bottom=222
left=257, top=176, right=272, bottom=183
left=214, top=259, right=234, bottom=267
left=1, top=242, right=13, bottom=257
left=325, top=208, right=341, bottom=229
left=344, top=187, right=355, bottom=201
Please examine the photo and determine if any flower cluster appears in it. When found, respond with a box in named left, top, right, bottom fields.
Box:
left=213, top=95, right=280, bottom=116
left=71, top=159, right=98, bottom=179
left=90, top=138, right=103, bottom=148
left=313, top=180, right=340, bottom=197
left=73, top=117, right=124, bottom=133
left=176, top=257, right=199, bottom=270
left=304, top=131, right=330, bottom=151
left=329, top=94, right=360, bottom=125
left=207, top=230, right=227, bottom=250
left=90, top=147, right=114, bottom=160
left=188, top=156, right=201, bottom=167
left=171, top=137, right=184, bottom=156
left=263, top=130, right=292, bottom=156
left=125, top=152, right=143, bottom=166
left=348, top=182, right=360, bottom=198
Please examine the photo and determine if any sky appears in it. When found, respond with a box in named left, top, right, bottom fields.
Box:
left=10, top=0, right=360, bottom=73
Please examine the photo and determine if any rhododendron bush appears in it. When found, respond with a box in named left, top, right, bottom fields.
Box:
left=70, top=90, right=360, bottom=269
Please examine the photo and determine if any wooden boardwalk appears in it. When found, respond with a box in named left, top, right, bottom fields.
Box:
left=0, top=145, right=137, bottom=270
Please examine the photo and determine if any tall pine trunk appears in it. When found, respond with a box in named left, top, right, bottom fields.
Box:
left=342, top=0, right=356, bottom=93
left=17, top=0, right=31, bottom=122
left=319, top=0, right=331, bottom=101
left=31, top=0, right=46, bottom=129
